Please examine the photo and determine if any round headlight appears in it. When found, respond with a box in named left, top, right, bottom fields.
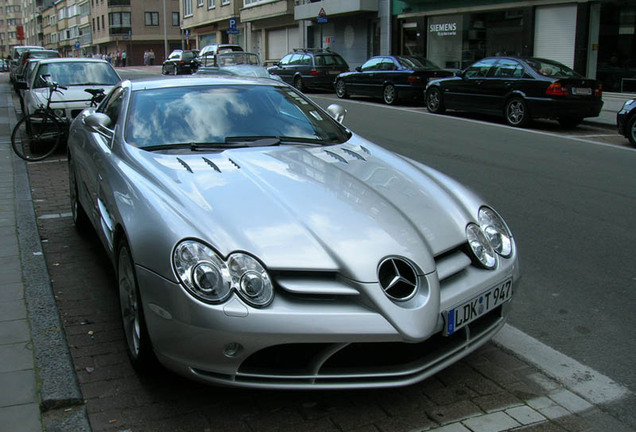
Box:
left=228, top=253, right=273, bottom=307
left=466, top=223, right=496, bottom=269
left=173, top=241, right=231, bottom=303
left=479, top=207, right=512, bottom=257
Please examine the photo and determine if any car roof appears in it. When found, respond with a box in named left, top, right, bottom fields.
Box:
left=125, top=76, right=283, bottom=91
left=34, top=58, right=112, bottom=65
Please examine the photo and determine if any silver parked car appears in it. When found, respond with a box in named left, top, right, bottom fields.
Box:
left=68, top=76, right=519, bottom=389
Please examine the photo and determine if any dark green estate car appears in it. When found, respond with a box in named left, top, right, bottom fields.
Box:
left=267, top=48, right=349, bottom=92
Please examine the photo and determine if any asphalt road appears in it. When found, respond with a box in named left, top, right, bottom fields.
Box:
left=307, top=95, right=636, bottom=396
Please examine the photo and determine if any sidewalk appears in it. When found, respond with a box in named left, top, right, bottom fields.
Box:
left=1, top=71, right=634, bottom=432
left=0, top=75, right=89, bottom=431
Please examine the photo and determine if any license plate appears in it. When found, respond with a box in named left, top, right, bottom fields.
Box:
left=572, top=87, right=592, bottom=95
left=443, top=279, right=512, bottom=336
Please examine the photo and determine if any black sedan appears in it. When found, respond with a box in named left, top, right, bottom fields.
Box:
left=425, top=57, right=603, bottom=128
left=617, top=98, right=636, bottom=146
left=161, top=49, right=199, bottom=75
left=335, top=56, right=454, bottom=105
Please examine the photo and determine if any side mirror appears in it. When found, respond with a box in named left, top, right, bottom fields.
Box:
left=16, top=81, right=28, bottom=90
left=326, top=104, right=347, bottom=123
left=85, top=112, right=114, bottom=139
left=355, top=66, right=362, bottom=72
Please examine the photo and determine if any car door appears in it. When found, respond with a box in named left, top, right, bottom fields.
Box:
left=477, top=58, right=527, bottom=114
left=78, top=87, right=127, bottom=252
left=269, top=54, right=296, bottom=85
left=353, top=57, right=384, bottom=96
left=444, top=58, right=498, bottom=111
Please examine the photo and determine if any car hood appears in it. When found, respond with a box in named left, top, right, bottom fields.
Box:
left=31, top=85, right=114, bottom=109
left=130, top=136, right=476, bottom=282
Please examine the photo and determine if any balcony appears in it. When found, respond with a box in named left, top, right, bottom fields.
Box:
left=294, top=0, right=378, bottom=20
left=110, top=26, right=131, bottom=36
left=108, top=0, right=130, bottom=6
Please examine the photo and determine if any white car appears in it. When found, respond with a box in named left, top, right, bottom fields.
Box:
left=20, top=58, right=121, bottom=125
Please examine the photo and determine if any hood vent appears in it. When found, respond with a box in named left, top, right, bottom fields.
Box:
left=202, top=157, right=222, bottom=173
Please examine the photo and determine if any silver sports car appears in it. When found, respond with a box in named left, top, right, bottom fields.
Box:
left=68, top=76, right=520, bottom=389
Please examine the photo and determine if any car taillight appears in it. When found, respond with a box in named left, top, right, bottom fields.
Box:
left=179, top=60, right=185, bottom=65
left=407, top=75, right=421, bottom=84
left=546, top=82, right=569, bottom=96
left=310, top=69, right=322, bottom=76
left=594, top=84, right=602, bottom=97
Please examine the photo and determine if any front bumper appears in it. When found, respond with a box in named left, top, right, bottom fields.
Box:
left=136, top=245, right=519, bottom=389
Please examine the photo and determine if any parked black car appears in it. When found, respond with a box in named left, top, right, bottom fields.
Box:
left=617, top=98, right=636, bottom=146
left=335, top=55, right=454, bottom=105
left=13, top=49, right=60, bottom=91
left=161, top=50, right=199, bottom=75
left=425, top=57, right=604, bottom=128
left=267, top=48, right=349, bottom=92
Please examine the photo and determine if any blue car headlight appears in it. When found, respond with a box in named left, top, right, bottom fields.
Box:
left=173, top=240, right=273, bottom=307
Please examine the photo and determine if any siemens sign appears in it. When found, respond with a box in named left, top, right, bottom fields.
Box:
left=430, top=22, right=457, bottom=36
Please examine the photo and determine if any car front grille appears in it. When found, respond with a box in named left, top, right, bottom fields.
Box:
left=190, top=304, right=506, bottom=388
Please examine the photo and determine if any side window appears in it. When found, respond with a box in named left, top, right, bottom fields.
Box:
left=492, top=59, right=523, bottom=78
left=301, top=55, right=312, bottom=66
left=464, top=59, right=497, bottom=78
left=289, top=54, right=303, bottom=65
left=99, top=87, right=125, bottom=126
left=381, top=60, right=397, bottom=71
left=361, top=58, right=383, bottom=72
left=279, top=54, right=293, bottom=65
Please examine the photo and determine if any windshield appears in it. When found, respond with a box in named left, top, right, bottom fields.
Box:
left=217, top=52, right=261, bottom=66
left=34, top=62, right=120, bottom=88
left=125, top=84, right=350, bottom=148
left=526, top=59, right=582, bottom=79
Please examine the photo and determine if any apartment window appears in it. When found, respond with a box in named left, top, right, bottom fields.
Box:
left=183, top=0, right=192, bottom=17
left=110, top=12, right=131, bottom=26
left=244, top=0, right=275, bottom=6
left=0, top=7, right=3, bottom=14
left=7, top=18, right=21, bottom=25
left=6, top=5, right=20, bottom=13
left=8, top=31, right=16, bottom=39
left=101, top=15, right=105, bottom=29
left=208, top=0, right=214, bottom=9
left=222, top=0, right=229, bottom=5
left=172, top=12, right=180, bottom=27
left=145, top=12, right=159, bottom=26
left=92, top=17, right=95, bottom=32
left=197, top=0, right=203, bottom=6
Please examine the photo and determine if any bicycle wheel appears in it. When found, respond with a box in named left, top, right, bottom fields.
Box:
left=11, top=113, right=64, bottom=161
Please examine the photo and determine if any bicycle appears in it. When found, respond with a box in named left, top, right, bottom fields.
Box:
left=11, top=77, right=105, bottom=161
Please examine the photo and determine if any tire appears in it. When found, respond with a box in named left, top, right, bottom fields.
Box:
left=11, top=113, right=63, bottom=161
left=383, top=84, right=398, bottom=105
left=335, top=79, right=349, bottom=99
left=627, top=115, right=636, bottom=147
left=173, top=65, right=178, bottom=76
left=293, top=76, right=304, bottom=92
left=558, top=116, right=583, bottom=128
left=69, top=164, right=91, bottom=234
left=505, top=97, right=530, bottom=127
left=118, top=239, right=158, bottom=372
left=161, top=65, right=168, bottom=75
left=426, top=87, right=445, bottom=114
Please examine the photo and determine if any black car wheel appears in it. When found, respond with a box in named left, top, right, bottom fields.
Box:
left=161, top=65, right=168, bottom=75
left=426, top=87, right=445, bottom=114
left=505, top=97, right=530, bottom=127
left=383, top=84, right=397, bottom=105
left=627, top=115, right=636, bottom=147
left=293, top=76, right=304, bottom=92
left=173, top=65, right=179, bottom=76
left=118, top=239, right=158, bottom=372
left=558, top=116, right=583, bottom=128
left=335, top=80, right=349, bottom=99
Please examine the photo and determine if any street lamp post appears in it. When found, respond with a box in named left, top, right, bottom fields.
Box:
left=163, top=0, right=169, bottom=61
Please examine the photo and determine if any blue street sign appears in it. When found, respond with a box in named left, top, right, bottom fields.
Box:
left=317, top=16, right=327, bottom=23
left=75, top=40, right=80, bottom=50
left=229, top=17, right=237, bottom=31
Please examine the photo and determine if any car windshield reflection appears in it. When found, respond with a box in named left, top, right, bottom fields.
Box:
left=34, top=62, right=121, bottom=88
left=125, top=85, right=349, bottom=148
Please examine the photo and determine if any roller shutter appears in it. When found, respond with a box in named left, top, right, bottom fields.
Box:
left=534, top=4, right=577, bottom=68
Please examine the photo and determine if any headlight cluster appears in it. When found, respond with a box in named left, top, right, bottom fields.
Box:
left=466, top=207, right=513, bottom=269
left=173, top=240, right=273, bottom=307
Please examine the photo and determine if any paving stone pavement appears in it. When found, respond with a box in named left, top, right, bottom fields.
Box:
left=2, top=72, right=635, bottom=432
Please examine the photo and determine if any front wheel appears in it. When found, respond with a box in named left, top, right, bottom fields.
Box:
left=335, top=80, right=349, bottom=99
left=173, top=65, right=179, bottom=76
left=426, top=87, right=445, bottom=114
left=118, top=239, right=158, bottom=372
left=11, top=113, right=63, bottom=161
left=626, top=115, right=636, bottom=147
left=505, top=97, right=530, bottom=127
left=383, top=84, right=398, bottom=105
left=161, top=65, right=168, bottom=75
left=293, top=76, right=304, bottom=92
